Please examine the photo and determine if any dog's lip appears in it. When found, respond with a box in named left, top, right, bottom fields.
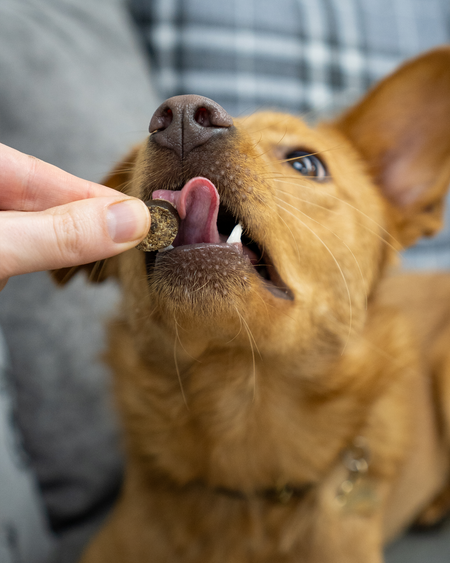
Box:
left=153, top=243, right=293, bottom=301
left=150, top=177, right=293, bottom=300
left=156, top=242, right=244, bottom=261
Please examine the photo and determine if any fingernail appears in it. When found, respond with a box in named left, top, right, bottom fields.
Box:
left=106, top=199, right=150, bottom=243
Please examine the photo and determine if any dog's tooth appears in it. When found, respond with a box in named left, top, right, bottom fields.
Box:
left=157, top=245, right=174, bottom=253
left=226, top=223, right=243, bottom=244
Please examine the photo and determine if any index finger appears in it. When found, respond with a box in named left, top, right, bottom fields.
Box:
left=0, top=143, right=122, bottom=212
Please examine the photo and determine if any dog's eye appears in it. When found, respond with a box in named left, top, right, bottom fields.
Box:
left=286, top=151, right=327, bottom=181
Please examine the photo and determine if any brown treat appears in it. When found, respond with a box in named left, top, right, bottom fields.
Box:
left=136, top=200, right=180, bottom=251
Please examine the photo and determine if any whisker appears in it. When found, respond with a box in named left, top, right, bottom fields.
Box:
left=277, top=144, right=343, bottom=165
left=115, top=303, right=159, bottom=325
left=192, top=280, right=211, bottom=293
left=173, top=318, right=190, bottom=411
left=247, top=132, right=265, bottom=155
left=249, top=284, right=273, bottom=317
left=274, top=180, right=400, bottom=253
left=275, top=196, right=368, bottom=311
left=105, top=166, right=136, bottom=175
left=234, top=307, right=258, bottom=403
left=174, top=316, right=202, bottom=363
left=276, top=201, right=353, bottom=353
left=275, top=208, right=302, bottom=263
left=225, top=308, right=244, bottom=344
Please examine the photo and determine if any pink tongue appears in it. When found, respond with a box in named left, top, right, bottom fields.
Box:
left=152, top=177, right=221, bottom=246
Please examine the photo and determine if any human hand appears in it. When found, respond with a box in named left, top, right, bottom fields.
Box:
left=0, top=143, right=150, bottom=291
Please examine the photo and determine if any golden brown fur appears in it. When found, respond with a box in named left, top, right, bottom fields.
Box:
left=56, top=47, right=450, bottom=562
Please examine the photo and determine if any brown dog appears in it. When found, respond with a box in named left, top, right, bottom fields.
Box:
left=55, top=47, right=450, bottom=562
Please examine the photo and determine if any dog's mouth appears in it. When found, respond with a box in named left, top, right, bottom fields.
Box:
left=144, top=177, right=293, bottom=300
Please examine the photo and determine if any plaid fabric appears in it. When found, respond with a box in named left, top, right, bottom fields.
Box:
left=128, top=0, right=450, bottom=269
left=128, top=0, right=450, bottom=118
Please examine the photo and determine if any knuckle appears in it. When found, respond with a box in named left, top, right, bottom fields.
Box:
left=53, top=209, right=87, bottom=262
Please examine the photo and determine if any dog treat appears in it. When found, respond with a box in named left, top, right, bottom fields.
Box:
left=136, top=200, right=180, bottom=251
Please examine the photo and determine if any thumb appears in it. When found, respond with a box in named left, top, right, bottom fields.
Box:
left=0, top=196, right=150, bottom=278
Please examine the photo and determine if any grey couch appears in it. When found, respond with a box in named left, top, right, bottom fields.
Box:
left=0, top=0, right=159, bottom=561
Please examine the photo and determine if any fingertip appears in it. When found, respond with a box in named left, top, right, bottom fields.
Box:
left=106, top=198, right=151, bottom=244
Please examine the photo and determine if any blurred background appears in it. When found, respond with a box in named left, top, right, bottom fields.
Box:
left=0, top=1, right=449, bottom=561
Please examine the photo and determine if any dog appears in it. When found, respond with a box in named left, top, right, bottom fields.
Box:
left=54, top=47, right=450, bottom=562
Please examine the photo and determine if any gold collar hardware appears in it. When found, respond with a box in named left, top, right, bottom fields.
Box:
left=335, top=436, right=378, bottom=515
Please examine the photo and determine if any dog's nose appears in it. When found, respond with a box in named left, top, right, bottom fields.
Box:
left=149, top=95, right=233, bottom=158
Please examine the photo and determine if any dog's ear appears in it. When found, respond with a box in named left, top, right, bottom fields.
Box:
left=51, top=146, right=140, bottom=285
left=335, top=46, right=450, bottom=248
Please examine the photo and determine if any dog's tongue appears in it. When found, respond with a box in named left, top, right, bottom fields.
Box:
left=152, top=177, right=221, bottom=246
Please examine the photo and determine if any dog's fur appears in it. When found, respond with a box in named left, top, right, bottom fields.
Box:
left=56, top=47, right=450, bottom=562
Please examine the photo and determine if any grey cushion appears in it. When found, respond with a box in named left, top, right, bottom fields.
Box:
left=0, top=274, right=121, bottom=534
left=0, top=0, right=160, bottom=560
left=0, top=0, right=159, bottom=178
left=0, top=328, right=56, bottom=563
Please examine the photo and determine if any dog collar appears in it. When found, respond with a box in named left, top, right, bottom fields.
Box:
left=211, top=483, right=313, bottom=504
left=170, top=437, right=374, bottom=508
left=335, top=437, right=378, bottom=515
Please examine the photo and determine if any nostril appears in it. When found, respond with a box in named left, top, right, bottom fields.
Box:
left=194, top=103, right=234, bottom=129
left=194, top=107, right=212, bottom=128
left=196, top=102, right=233, bottom=129
left=149, top=95, right=233, bottom=157
left=163, top=108, right=173, bottom=124
left=149, top=107, right=173, bottom=133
